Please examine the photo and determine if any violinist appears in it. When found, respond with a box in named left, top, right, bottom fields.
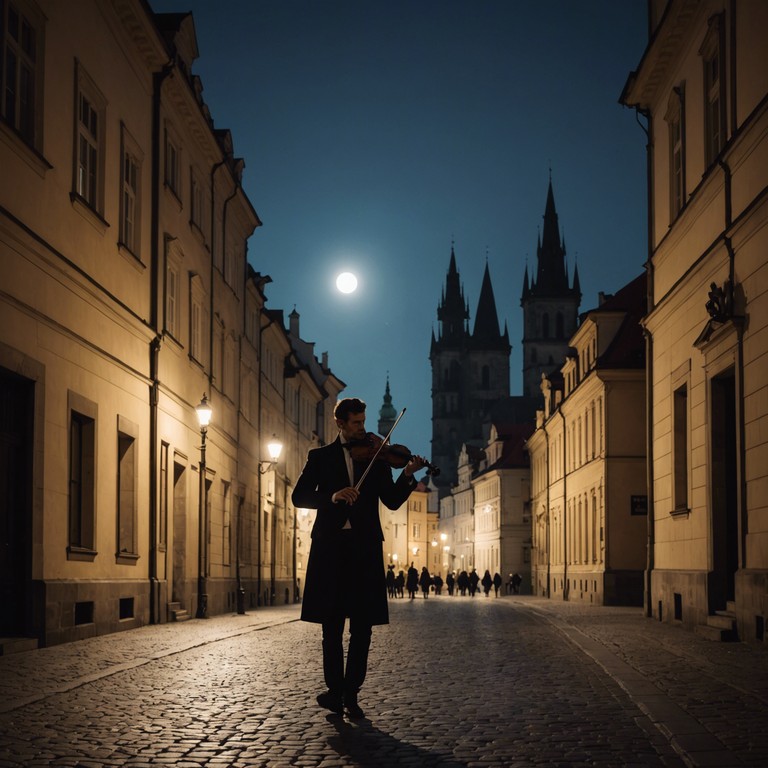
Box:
left=291, top=397, right=427, bottom=720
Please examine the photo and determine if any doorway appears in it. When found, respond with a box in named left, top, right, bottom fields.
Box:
left=710, top=368, right=738, bottom=608
left=0, top=368, right=34, bottom=636
left=171, top=461, right=187, bottom=609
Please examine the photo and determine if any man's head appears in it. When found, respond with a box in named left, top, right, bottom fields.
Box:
left=334, top=398, right=367, bottom=441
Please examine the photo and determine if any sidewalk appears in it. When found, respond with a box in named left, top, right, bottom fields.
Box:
left=0, top=604, right=301, bottom=714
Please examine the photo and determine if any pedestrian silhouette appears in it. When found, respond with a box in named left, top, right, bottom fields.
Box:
left=481, top=569, right=492, bottom=597
left=395, top=570, right=405, bottom=598
left=406, top=563, right=419, bottom=600
left=446, top=571, right=455, bottom=595
left=469, top=568, right=479, bottom=597
left=419, top=566, right=432, bottom=598
left=433, top=574, right=444, bottom=595
left=457, top=570, right=469, bottom=596
left=511, top=573, right=522, bottom=594
left=493, top=572, right=502, bottom=597
left=386, top=565, right=396, bottom=598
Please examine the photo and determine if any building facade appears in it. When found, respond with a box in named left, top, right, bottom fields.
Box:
left=0, top=0, right=341, bottom=647
left=621, top=0, right=768, bottom=641
left=529, top=274, right=648, bottom=606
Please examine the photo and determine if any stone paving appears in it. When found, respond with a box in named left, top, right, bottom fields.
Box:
left=0, top=595, right=766, bottom=767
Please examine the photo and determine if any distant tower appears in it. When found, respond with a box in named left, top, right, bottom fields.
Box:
left=378, top=375, right=397, bottom=436
left=520, top=177, right=581, bottom=396
left=430, top=246, right=510, bottom=494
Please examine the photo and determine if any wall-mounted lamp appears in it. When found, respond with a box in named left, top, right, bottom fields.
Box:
left=259, top=434, right=283, bottom=474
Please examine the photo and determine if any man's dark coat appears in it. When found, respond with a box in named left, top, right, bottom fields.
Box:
left=292, top=437, right=416, bottom=626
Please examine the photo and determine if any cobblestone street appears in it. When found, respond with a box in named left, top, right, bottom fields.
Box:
left=1, top=596, right=767, bottom=767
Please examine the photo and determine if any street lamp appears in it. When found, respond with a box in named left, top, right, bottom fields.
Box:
left=259, top=435, right=283, bottom=473
left=195, top=394, right=212, bottom=619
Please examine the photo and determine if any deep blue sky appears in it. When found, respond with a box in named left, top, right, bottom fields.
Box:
left=150, top=0, right=649, bottom=459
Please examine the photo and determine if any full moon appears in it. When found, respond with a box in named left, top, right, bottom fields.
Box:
left=336, top=272, right=358, bottom=294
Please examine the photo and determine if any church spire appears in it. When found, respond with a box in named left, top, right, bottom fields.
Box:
left=473, top=260, right=508, bottom=348
left=435, top=244, right=470, bottom=345
left=377, top=375, right=397, bottom=436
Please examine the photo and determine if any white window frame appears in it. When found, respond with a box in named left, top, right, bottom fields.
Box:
left=1, top=0, right=45, bottom=149
left=701, top=14, right=726, bottom=168
left=119, top=124, right=143, bottom=256
left=665, top=85, right=686, bottom=221
left=75, top=62, right=107, bottom=214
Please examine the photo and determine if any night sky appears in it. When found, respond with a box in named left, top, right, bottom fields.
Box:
left=150, top=0, right=649, bottom=460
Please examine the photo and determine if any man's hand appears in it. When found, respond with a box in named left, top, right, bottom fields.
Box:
left=332, top=486, right=360, bottom=505
left=404, top=455, right=428, bottom=478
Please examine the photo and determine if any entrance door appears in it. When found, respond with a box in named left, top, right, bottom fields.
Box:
left=710, top=369, right=738, bottom=607
left=0, top=369, right=34, bottom=636
left=172, top=461, right=187, bottom=608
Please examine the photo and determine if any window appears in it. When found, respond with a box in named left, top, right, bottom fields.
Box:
left=69, top=405, right=96, bottom=557
left=117, top=417, right=138, bottom=559
left=701, top=14, right=726, bottom=167
left=673, top=383, right=689, bottom=512
left=190, top=274, right=207, bottom=365
left=1, top=0, right=43, bottom=148
left=665, top=85, right=686, bottom=220
left=165, top=125, right=180, bottom=196
left=190, top=168, right=204, bottom=232
left=120, top=126, right=142, bottom=256
left=75, top=65, right=106, bottom=213
left=165, top=258, right=180, bottom=339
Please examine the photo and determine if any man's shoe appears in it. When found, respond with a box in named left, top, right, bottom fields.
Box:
left=316, top=691, right=343, bottom=715
left=345, top=698, right=365, bottom=719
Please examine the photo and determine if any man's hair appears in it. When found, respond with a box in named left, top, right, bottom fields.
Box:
left=334, top=397, right=366, bottom=421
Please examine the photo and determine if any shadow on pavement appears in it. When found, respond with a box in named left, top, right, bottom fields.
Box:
left=326, top=714, right=468, bottom=767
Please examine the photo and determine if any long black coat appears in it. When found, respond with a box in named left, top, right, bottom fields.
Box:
left=292, top=438, right=416, bottom=625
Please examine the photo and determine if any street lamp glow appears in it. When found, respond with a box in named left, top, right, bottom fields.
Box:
left=336, top=272, right=358, bottom=294
left=267, top=435, right=283, bottom=461
left=195, top=393, right=212, bottom=428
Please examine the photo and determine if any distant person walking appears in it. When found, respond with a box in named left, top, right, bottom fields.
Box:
left=406, top=563, right=419, bottom=599
left=386, top=565, right=395, bottom=598
left=493, top=572, right=502, bottom=597
left=511, top=573, right=522, bottom=594
left=433, top=574, right=444, bottom=595
left=469, top=568, right=480, bottom=597
left=395, top=570, right=405, bottom=598
left=481, top=570, right=493, bottom=597
left=457, top=570, right=469, bottom=596
left=446, top=571, right=455, bottom=595
left=419, top=567, right=432, bottom=598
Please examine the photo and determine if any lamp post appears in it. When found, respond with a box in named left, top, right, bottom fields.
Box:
left=195, top=394, right=212, bottom=619
left=259, top=435, right=283, bottom=606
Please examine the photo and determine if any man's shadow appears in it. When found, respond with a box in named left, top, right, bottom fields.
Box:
left=325, top=713, right=468, bottom=767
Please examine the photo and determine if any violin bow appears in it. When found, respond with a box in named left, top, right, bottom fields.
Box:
left=353, top=407, right=406, bottom=492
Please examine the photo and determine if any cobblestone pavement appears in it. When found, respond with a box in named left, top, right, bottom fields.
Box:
left=1, top=595, right=767, bottom=767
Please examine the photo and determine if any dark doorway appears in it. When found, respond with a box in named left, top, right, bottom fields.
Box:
left=0, top=368, right=34, bottom=636
left=710, top=369, right=738, bottom=608
left=172, top=460, right=187, bottom=608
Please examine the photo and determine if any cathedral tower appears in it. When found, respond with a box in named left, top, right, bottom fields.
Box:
left=430, top=246, right=510, bottom=494
left=520, top=178, right=581, bottom=396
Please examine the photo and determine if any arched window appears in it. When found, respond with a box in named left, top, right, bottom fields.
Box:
left=556, top=312, right=564, bottom=338
left=542, top=314, right=550, bottom=338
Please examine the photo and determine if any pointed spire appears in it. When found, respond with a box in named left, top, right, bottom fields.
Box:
left=473, top=261, right=501, bottom=341
left=533, top=175, right=571, bottom=296
left=436, top=243, right=470, bottom=344
left=377, top=374, right=397, bottom=436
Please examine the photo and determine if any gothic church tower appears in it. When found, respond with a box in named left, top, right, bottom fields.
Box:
left=520, top=178, right=581, bottom=396
left=430, top=246, right=510, bottom=494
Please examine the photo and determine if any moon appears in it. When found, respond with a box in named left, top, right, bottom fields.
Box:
left=336, top=272, right=358, bottom=294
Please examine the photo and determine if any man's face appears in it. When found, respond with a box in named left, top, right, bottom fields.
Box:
left=337, top=411, right=366, bottom=442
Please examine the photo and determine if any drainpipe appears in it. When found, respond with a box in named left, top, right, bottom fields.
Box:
left=148, top=59, right=174, bottom=625
left=543, top=422, right=551, bottom=598
left=559, top=408, right=568, bottom=601
left=633, top=104, right=655, bottom=619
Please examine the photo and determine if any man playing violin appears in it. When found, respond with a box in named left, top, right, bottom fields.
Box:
left=292, top=397, right=427, bottom=719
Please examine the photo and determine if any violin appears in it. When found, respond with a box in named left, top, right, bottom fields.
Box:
left=344, top=432, right=440, bottom=477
